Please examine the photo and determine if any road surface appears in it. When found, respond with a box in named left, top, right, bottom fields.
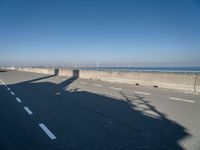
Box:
left=0, top=70, right=200, bottom=150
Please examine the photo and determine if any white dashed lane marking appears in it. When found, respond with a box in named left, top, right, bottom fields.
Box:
left=169, top=97, right=195, bottom=103
left=1, top=79, right=57, bottom=141
left=134, top=91, right=151, bottom=95
left=94, top=84, right=102, bottom=87
left=0, top=80, right=6, bottom=86
left=24, top=107, right=33, bottom=115
left=10, top=91, right=15, bottom=95
left=110, top=87, right=122, bottom=90
left=80, top=82, right=86, bottom=84
left=1, top=81, right=7, bottom=87
left=39, top=123, right=56, bottom=140
left=16, top=97, right=22, bottom=103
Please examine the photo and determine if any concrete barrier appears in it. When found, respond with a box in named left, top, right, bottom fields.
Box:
left=79, top=70, right=200, bottom=93
left=0, top=66, right=15, bottom=70
left=57, top=69, right=72, bottom=77
left=16, top=67, right=55, bottom=75
left=14, top=67, right=73, bottom=77
left=195, top=75, right=200, bottom=93
left=4, top=67, right=199, bottom=93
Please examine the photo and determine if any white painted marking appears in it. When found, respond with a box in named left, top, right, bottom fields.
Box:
left=16, top=97, right=22, bottom=103
left=182, top=91, right=195, bottom=95
left=134, top=91, right=151, bottom=95
left=24, top=107, right=33, bottom=115
left=80, top=82, right=86, bottom=84
left=94, top=84, right=102, bottom=87
left=10, top=91, right=15, bottom=95
left=0, top=80, right=7, bottom=87
left=169, top=97, right=195, bottom=103
left=39, top=123, right=56, bottom=140
left=7, top=88, right=10, bottom=91
left=110, top=87, right=122, bottom=90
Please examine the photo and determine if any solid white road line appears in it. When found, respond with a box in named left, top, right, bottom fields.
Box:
left=110, top=87, right=122, bottom=90
left=7, top=88, right=10, bottom=91
left=134, top=91, right=151, bottom=95
left=169, top=97, right=195, bottom=103
left=94, top=84, right=102, bottom=87
left=39, top=123, right=56, bottom=140
left=24, top=107, right=33, bottom=115
left=16, top=97, right=22, bottom=103
left=10, top=91, right=15, bottom=95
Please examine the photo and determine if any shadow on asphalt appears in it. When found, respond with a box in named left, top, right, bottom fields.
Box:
left=2, top=74, right=191, bottom=150
left=18, top=74, right=57, bottom=85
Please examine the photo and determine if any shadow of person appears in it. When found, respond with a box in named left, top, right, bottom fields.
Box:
left=6, top=76, right=190, bottom=150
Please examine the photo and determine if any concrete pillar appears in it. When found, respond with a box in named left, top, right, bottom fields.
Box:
left=73, top=70, right=79, bottom=78
left=194, top=74, right=197, bottom=93
left=54, top=69, right=59, bottom=75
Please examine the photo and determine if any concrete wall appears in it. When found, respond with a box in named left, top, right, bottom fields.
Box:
left=4, top=67, right=200, bottom=93
left=195, top=75, right=200, bottom=93
left=15, top=67, right=73, bottom=77
left=58, top=69, right=72, bottom=77
left=17, top=67, right=55, bottom=75
left=80, top=70, right=200, bottom=93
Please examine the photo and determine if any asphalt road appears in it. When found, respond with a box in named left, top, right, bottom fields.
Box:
left=0, top=70, right=200, bottom=150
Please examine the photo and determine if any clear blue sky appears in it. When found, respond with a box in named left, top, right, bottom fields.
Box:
left=0, top=0, right=200, bottom=67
